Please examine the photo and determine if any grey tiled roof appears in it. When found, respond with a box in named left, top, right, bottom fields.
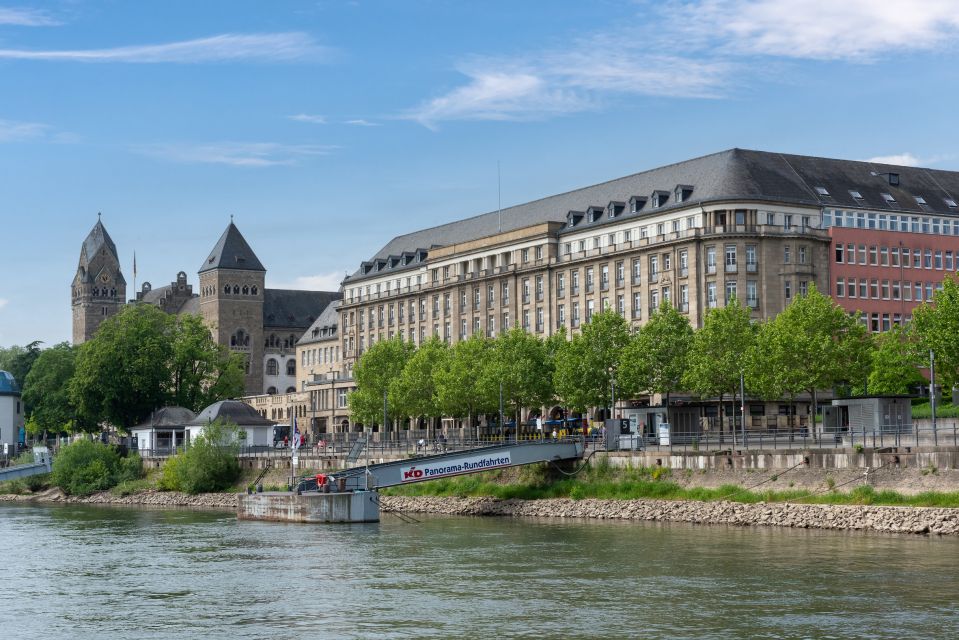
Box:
left=178, top=296, right=201, bottom=315
left=263, top=289, right=342, bottom=330
left=297, top=300, right=340, bottom=346
left=347, top=148, right=959, bottom=283
left=188, top=399, right=275, bottom=427
left=199, top=222, right=266, bottom=273
left=133, top=406, right=196, bottom=429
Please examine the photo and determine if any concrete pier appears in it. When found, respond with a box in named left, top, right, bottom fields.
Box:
left=237, top=490, right=380, bottom=523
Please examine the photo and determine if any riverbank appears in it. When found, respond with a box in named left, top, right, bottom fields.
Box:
left=0, top=487, right=237, bottom=509
left=379, top=495, right=959, bottom=535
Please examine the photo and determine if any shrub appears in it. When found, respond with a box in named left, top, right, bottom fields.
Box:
left=159, top=420, right=241, bottom=494
left=51, top=439, right=143, bottom=496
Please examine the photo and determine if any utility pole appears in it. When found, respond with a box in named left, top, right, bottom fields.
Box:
left=740, top=371, right=746, bottom=447
left=931, top=350, right=937, bottom=446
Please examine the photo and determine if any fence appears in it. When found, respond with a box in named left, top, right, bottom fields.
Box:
left=618, top=423, right=959, bottom=452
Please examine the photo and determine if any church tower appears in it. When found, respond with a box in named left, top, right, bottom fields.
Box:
left=72, top=216, right=126, bottom=344
left=198, top=222, right=266, bottom=395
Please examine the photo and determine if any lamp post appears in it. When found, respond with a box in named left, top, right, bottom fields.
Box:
left=931, top=349, right=937, bottom=446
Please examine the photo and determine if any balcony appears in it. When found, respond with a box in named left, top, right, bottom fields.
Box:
left=747, top=298, right=759, bottom=309
left=571, top=287, right=580, bottom=296
left=706, top=264, right=717, bottom=275
left=746, top=262, right=758, bottom=273
left=725, top=263, right=738, bottom=273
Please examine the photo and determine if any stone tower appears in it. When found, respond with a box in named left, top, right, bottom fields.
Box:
left=72, top=217, right=127, bottom=344
left=198, top=222, right=266, bottom=395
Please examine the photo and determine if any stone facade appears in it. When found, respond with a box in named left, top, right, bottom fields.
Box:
left=71, top=218, right=127, bottom=344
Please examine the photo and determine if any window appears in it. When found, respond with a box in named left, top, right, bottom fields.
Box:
left=881, top=280, right=890, bottom=299
left=799, top=281, right=808, bottom=297
left=586, top=299, right=595, bottom=321
left=632, top=293, right=642, bottom=319
left=632, top=259, right=641, bottom=282
left=679, top=285, right=689, bottom=312
left=522, top=248, right=530, bottom=263
left=572, top=271, right=580, bottom=294
left=784, top=280, right=792, bottom=300
left=707, top=282, right=717, bottom=308
left=935, top=250, right=943, bottom=269
left=680, top=250, right=689, bottom=276
left=745, top=245, right=757, bottom=272
left=848, top=278, right=857, bottom=298
left=892, top=280, right=901, bottom=300
left=881, top=193, right=897, bottom=205
left=924, top=249, right=933, bottom=269
left=616, top=261, right=625, bottom=284
left=836, top=278, right=845, bottom=297
left=536, top=275, right=544, bottom=299
left=286, top=360, right=296, bottom=376
left=869, top=246, right=878, bottom=265
left=572, top=303, right=580, bottom=327
left=799, top=246, right=807, bottom=264
left=725, top=245, right=738, bottom=271
left=783, top=214, right=793, bottom=230
left=523, top=278, right=531, bottom=302
left=783, top=245, right=791, bottom=264
left=586, top=268, right=594, bottom=292
left=815, top=186, right=829, bottom=196
left=557, top=273, right=566, bottom=296
left=601, top=265, right=609, bottom=289
left=858, top=245, right=867, bottom=265
left=649, top=290, right=659, bottom=311
left=847, top=243, right=855, bottom=264
left=617, top=294, right=625, bottom=316
left=725, top=281, right=737, bottom=305
left=870, top=279, right=879, bottom=299
left=859, top=279, right=867, bottom=298
left=836, top=244, right=844, bottom=263
left=746, top=281, right=758, bottom=307
left=558, top=304, right=566, bottom=327
left=267, top=358, right=278, bottom=376
left=706, top=246, right=717, bottom=274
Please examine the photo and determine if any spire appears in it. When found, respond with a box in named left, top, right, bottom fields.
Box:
left=81, top=216, right=119, bottom=263
left=199, top=221, right=266, bottom=273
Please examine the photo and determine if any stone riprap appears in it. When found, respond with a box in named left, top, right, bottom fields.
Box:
left=379, top=496, right=959, bottom=536
left=0, top=488, right=237, bottom=509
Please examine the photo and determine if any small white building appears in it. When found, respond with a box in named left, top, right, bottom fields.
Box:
left=130, top=406, right=195, bottom=455
left=0, top=371, right=24, bottom=455
left=187, top=399, right=276, bottom=448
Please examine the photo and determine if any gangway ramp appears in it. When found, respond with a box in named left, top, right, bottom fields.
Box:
left=299, top=438, right=585, bottom=493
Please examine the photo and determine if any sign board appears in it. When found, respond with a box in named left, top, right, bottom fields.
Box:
left=658, top=423, right=671, bottom=446
left=399, top=452, right=512, bottom=482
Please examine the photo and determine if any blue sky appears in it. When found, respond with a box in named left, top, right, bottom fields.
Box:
left=2, top=0, right=959, bottom=346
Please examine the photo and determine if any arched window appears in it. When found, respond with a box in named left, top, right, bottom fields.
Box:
left=233, top=285, right=240, bottom=295
left=286, top=386, right=296, bottom=394
left=252, top=286, right=258, bottom=295
left=266, top=358, right=278, bottom=376
left=93, top=287, right=99, bottom=296
left=267, top=386, right=277, bottom=395
left=242, top=285, right=249, bottom=295
left=286, top=360, right=296, bottom=376
left=224, top=284, right=231, bottom=294
left=110, top=288, right=116, bottom=297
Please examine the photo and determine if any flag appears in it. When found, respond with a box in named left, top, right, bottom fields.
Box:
left=133, top=251, right=137, bottom=279
left=291, top=416, right=300, bottom=457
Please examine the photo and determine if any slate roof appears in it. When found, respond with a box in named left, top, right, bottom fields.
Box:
left=297, top=300, right=340, bottom=346
left=0, top=371, right=19, bottom=396
left=264, top=289, right=341, bottom=330
left=178, top=296, right=201, bottom=315
left=347, top=148, right=959, bottom=283
left=188, top=399, right=275, bottom=427
left=82, top=219, right=119, bottom=263
left=139, top=284, right=173, bottom=305
left=133, top=406, right=196, bottom=429
left=199, top=222, right=266, bottom=273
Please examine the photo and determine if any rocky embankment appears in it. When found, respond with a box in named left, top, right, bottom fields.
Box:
left=380, top=495, right=959, bottom=536
left=0, top=488, right=237, bottom=509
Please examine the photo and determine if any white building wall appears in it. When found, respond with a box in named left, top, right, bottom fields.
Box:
left=0, top=394, right=24, bottom=449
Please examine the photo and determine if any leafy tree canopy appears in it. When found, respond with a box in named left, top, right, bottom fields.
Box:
left=912, top=275, right=959, bottom=390
left=393, top=337, right=449, bottom=419
left=22, top=342, right=83, bottom=435
left=553, top=310, right=631, bottom=412
left=348, top=336, right=415, bottom=427
left=619, top=302, right=694, bottom=400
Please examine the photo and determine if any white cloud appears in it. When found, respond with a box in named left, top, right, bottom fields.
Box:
left=0, top=7, right=60, bottom=26
left=270, top=272, right=344, bottom=291
left=139, top=141, right=337, bottom=167
left=407, top=51, right=730, bottom=127
left=674, top=0, right=959, bottom=61
left=0, top=298, right=8, bottom=310
left=344, top=119, right=380, bottom=127
left=0, top=32, right=329, bottom=63
left=288, top=113, right=327, bottom=124
left=0, top=118, right=50, bottom=142
left=865, top=153, right=922, bottom=167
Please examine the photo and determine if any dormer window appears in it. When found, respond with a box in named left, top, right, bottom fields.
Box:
left=607, top=201, right=625, bottom=218
left=815, top=186, right=830, bottom=197
left=629, top=196, right=647, bottom=213
left=586, top=206, right=604, bottom=223
left=849, top=190, right=864, bottom=202
left=651, top=191, right=670, bottom=208
left=945, top=198, right=958, bottom=209
left=674, top=185, right=693, bottom=203
left=567, top=210, right=584, bottom=227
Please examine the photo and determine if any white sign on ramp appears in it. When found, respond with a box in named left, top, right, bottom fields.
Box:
left=399, top=453, right=512, bottom=482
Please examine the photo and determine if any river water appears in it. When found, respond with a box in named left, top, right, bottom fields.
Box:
left=2, top=503, right=959, bottom=639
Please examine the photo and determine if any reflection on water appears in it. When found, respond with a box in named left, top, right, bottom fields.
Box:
left=2, top=504, right=959, bottom=639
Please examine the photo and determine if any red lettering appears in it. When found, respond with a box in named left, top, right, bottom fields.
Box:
left=403, top=469, right=424, bottom=480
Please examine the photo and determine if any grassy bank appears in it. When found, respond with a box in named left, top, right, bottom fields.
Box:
left=911, top=401, right=959, bottom=419
left=381, top=461, right=959, bottom=508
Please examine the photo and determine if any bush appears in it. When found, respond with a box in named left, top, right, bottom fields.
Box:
left=159, top=420, right=241, bottom=494
left=51, top=439, right=143, bottom=496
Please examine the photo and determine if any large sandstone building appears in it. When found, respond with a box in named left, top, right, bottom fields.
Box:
left=71, top=219, right=340, bottom=395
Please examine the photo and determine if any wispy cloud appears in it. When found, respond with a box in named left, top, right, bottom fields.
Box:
left=345, top=119, right=380, bottom=127
left=0, top=7, right=60, bottom=26
left=271, top=272, right=344, bottom=291
left=139, top=141, right=337, bottom=167
left=0, top=298, right=8, bottom=311
left=288, top=113, right=327, bottom=124
left=407, top=51, right=730, bottom=128
left=865, top=153, right=923, bottom=167
left=677, top=0, right=959, bottom=62
left=0, top=32, right=329, bottom=63
left=0, top=118, right=50, bottom=142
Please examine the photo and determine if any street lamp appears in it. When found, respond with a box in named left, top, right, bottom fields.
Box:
left=608, top=365, right=617, bottom=421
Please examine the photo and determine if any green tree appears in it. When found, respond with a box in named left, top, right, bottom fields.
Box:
left=747, top=285, right=871, bottom=431
left=393, top=337, right=449, bottom=427
left=21, top=343, right=82, bottom=437
left=0, top=341, right=43, bottom=411
left=480, top=327, right=553, bottom=434
left=51, top=439, right=142, bottom=496
left=619, top=302, right=694, bottom=425
left=435, top=336, right=497, bottom=439
left=170, top=314, right=245, bottom=412
left=864, top=325, right=925, bottom=395
left=683, top=298, right=755, bottom=434
left=553, top=310, right=631, bottom=415
left=348, top=336, right=415, bottom=432
left=71, top=305, right=174, bottom=431
left=912, top=275, right=959, bottom=390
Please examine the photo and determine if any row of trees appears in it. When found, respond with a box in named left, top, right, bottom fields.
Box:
left=349, top=277, right=959, bottom=433
left=10, top=305, right=245, bottom=437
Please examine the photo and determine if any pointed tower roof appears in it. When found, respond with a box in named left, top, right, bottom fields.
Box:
left=81, top=217, right=119, bottom=263
left=199, top=222, right=266, bottom=273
